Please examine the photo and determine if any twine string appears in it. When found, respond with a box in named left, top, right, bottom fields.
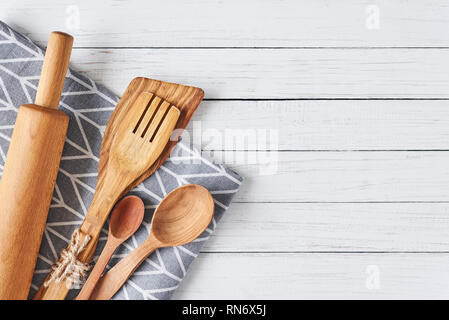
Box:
left=43, top=228, right=91, bottom=288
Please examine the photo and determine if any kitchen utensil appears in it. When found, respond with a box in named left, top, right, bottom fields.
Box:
left=35, top=81, right=203, bottom=300
left=75, top=196, right=144, bottom=300
left=90, top=184, right=214, bottom=300
left=102, top=77, right=204, bottom=191
left=0, top=31, right=73, bottom=300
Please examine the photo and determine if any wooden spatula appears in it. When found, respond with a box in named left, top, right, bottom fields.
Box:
left=35, top=92, right=181, bottom=299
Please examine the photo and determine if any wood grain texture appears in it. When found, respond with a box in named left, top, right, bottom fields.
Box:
left=189, top=100, right=449, bottom=151
left=1, top=0, right=449, bottom=47
left=172, top=253, right=449, bottom=299
left=106, top=78, right=203, bottom=191
left=203, top=203, right=449, bottom=252
left=213, top=151, right=449, bottom=202
left=69, top=48, right=449, bottom=99
left=0, top=105, right=68, bottom=299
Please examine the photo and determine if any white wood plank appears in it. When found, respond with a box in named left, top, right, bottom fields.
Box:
left=204, top=203, right=449, bottom=252
left=172, top=253, right=449, bottom=299
left=190, top=100, right=449, bottom=151
left=196, top=151, right=449, bottom=202
left=2, top=0, right=449, bottom=47
left=69, top=48, right=449, bottom=99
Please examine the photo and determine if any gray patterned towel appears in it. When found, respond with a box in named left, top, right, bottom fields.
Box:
left=0, top=21, right=242, bottom=300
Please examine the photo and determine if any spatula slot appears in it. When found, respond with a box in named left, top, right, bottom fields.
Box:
left=149, top=106, right=175, bottom=143
left=140, top=99, right=164, bottom=138
left=132, top=94, right=156, bottom=134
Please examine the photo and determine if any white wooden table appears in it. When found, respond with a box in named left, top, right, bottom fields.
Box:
left=2, top=0, right=449, bottom=299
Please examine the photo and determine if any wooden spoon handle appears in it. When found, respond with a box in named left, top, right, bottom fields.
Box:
left=35, top=31, right=73, bottom=109
left=89, top=240, right=160, bottom=300
left=75, top=239, right=119, bottom=300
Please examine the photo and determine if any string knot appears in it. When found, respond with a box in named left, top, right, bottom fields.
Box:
left=44, top=228, right=91, bottom=289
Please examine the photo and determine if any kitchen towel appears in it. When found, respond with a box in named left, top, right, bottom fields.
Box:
left=0, top=21, right=242, bottom=300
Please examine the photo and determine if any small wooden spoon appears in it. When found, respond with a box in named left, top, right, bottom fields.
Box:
left=75, top=196, right=144, bottom=300
left=89, top=184, right=214, bottom=300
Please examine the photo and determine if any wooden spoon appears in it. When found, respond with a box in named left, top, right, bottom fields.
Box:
left=75, top=196, right=144, bottom=300
left=89, top=184, right=214, bottom=300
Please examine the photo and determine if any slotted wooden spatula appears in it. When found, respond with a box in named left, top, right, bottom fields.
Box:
left=81, top=92, right=180, bottom=232
left=35, top=91, right=181, bottom=299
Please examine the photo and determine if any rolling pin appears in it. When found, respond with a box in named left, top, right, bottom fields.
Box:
left=0, top=32, right=73, bottom=300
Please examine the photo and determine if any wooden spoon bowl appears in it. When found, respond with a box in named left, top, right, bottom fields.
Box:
left=110, top=196, right=145, bottom=239
left=75, top=196, right=144, bottom=300
left=152, top=184, right=214, bottom=245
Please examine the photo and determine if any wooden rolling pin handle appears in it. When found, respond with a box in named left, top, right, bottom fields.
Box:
left=35, top=31, right=73, bottom=109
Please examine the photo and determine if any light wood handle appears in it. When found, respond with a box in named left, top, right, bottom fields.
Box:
left=75, top=239, right=119, bottom=300
left=0, top=105, right=69, bottom=299
left=35, top=31, right=73, bottom=109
